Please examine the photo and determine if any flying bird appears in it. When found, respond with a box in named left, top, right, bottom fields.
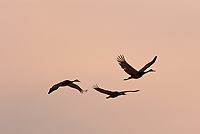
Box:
left=48, top=79, right=87, bottom=94
left=117, top=55, right=157, bottom=80
left=93, top=84, right=140, bottom=99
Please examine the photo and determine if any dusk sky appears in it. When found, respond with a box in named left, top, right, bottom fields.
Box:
left=1, top=0, right=200, bottom=134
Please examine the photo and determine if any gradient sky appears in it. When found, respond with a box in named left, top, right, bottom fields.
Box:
left=1, top=0, right=200, bottom=134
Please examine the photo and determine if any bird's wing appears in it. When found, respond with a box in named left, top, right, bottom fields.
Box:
left=93, top=84, right=113, bottom=95
left=48, top=83, right=62, bottom=94
left=122, top=90, right=140, bottom=93
left=139, top=56, right=157, bottom=72
left=67, top=83, right=85, bottom=93
left=116, top=55, right=138, bottom=76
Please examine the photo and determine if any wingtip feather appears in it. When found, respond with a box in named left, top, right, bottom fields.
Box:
left=116, top=55, right=125, bottom=62
left=93, top=84, right=99, bottom=89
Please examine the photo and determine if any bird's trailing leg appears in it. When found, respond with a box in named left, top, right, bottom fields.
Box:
left=106, top=96, right=111, bottom=99
left=124, top=77, right=132, bottom=81
left=81, top=89, right=88, bottom=93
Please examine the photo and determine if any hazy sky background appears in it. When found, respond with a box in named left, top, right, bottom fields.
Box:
left=1, top=0, right=200, bottom=134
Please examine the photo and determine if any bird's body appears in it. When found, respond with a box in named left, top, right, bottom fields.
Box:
left=117, top=55, right=157, bottom=80
left=59, top=80, right=71, bottom=86
left=48, top=79, right=87, bottom=94
left=93, top=84, right=139, bottom=99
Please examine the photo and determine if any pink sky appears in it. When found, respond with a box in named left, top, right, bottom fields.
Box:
left=1, top=0, right=200, bottom=134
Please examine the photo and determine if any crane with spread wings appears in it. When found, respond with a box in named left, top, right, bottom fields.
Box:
left=117, top=55, right=157, bottom=80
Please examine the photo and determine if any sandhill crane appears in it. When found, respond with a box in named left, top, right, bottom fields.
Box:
left=93, top=84, right=139, bottom=99
left=117, top=55, right=157, bottom=80
left=48, top=79, right=87, bottom=94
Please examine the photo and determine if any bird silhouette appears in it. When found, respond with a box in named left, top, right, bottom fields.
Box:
left=117, top=55, right=157, bottom=80
left=48, top=79, right=87, bottom=94
left=93, top=84, right=140, bottom=99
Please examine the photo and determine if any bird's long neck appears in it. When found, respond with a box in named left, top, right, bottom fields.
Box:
left=144, top=69, right=155, bottom=74
left=71, top=79, right=79, bottom=83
